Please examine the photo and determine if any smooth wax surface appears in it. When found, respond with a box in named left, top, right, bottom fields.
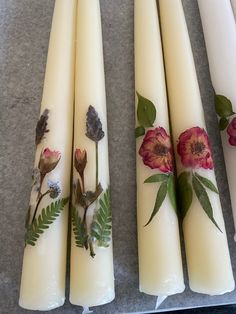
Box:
left=159, top=0, right=235, bottom=295
left=135, top=0, right=184, bottom=297
left=69, top=0, right=115, bottom=308
left=19, top=0, right=76, bottom=310
left=198, top=0, right=236, bottom=240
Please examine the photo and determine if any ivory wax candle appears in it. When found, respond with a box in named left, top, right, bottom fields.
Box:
left=198, top=0, right=236, bottom=240
left=19, top=0, right=77, bottom=310
left=135, top=0, right=184, bottom=299
left=159, top=0, right=235, bottom=295
left=69, top=0, right=115, bottom=309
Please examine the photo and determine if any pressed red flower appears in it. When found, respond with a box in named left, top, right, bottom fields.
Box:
left=74, top=148, right=87, bottom=175
left=227, top=117, right=236, bottom=146
left=38, top=148, right=61, bottom=175
left=177, top=127, right=213, bottom=169
left=139, top=127, right=173, bottom=173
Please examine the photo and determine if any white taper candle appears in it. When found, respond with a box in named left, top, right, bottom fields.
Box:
left=69, top=0, right=115, bottom=308
left=198, top=0, right=236, bottom=241
left=159, top=0, right=235, bottom=295
left=19, top=0, right=77, bottom=310
left=135, top=0, right=185, bottom=298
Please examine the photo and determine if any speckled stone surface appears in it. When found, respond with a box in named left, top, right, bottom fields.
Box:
left=1, top=0, right=236, bottom=313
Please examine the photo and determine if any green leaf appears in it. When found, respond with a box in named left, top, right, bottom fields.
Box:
left=137, top=92, right=156, bottom=127
left=215, top=94, right=235, bottom=118
left=25, top=197, right=69, bottom=246
left=144, top=173, right=169, bottom=183
left=91, top=187, right=112, bottom=247
left=194, top=173, right=219, bottom=194
left=145, top=181, right=168, bottom=226
left=71, top=205, right=87, bottom=248
left=219, top=117, right=229, bottom=131
left=177, top=171, right=193, bottom=218
left=192, top=174, right=222, bottom=232
left=135, top=126, right=145, bottom=138
left=167, top=174, right=177, bottom=214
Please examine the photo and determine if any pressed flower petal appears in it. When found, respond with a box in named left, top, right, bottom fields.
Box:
left=229, top=136, right=236, bottom=146
left=177, top=127, right=213, bottom=170
left=74, top=148, right=87, bottom=175
left=227, top=117, right=236, bottom=146
left=38, top=148, right=61, bottom=175
left=139, top=127, right=173, bottom=172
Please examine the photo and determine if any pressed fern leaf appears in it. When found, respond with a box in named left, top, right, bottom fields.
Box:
left=25, top=197, right=69, bottom=246
left=91, top=187, right=112, bottom=247
left=71, top=205, right=87, bottom=248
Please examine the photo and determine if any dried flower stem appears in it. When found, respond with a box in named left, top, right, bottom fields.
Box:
left=37, top=173, right=46, bottom=200
left=87, top=141, right=99, bottom=258
left=82, top=207, right=89, bottom=249
left=82, top=206, right=95, bottom=257
left=95, top=142, right=98, bottom=187
left=81, top=173, right=85, bottom=193
left=82, top=207, right=88, bottom=227
left=89, top=240, right=95, bottom=258
left=32, top=189, right=50, bottom=224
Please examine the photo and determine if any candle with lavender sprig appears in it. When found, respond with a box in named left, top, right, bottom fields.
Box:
left=69, top=0, right=115, bottom=310
left=19, top=0, right=76, bottom=310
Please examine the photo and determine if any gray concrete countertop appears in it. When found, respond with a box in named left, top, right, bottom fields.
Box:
left=1, top=0, right=236, bottom=313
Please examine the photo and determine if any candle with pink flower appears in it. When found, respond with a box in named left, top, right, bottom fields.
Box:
left=198, top=0, right=236, bottom=241
left=69, top=0, right=114, bottom=310
left=19, top=0, right=76, bottom=310
left=159, top=0, right=235, bottom=295
left=135, top=0, right=184, bottom=303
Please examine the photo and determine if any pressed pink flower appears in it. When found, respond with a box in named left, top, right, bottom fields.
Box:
left=139, top=127, right=173, bottom=173
left=74, top=149, right=87, bottom=175
left=177, top=127, right=213, bottom=169
left=38, top=148, right=61, bottom=175
left=227, top=117, right=236, bottom=146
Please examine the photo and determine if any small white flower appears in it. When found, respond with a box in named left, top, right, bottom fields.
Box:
left=47, top=180, right=61, bottom=199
